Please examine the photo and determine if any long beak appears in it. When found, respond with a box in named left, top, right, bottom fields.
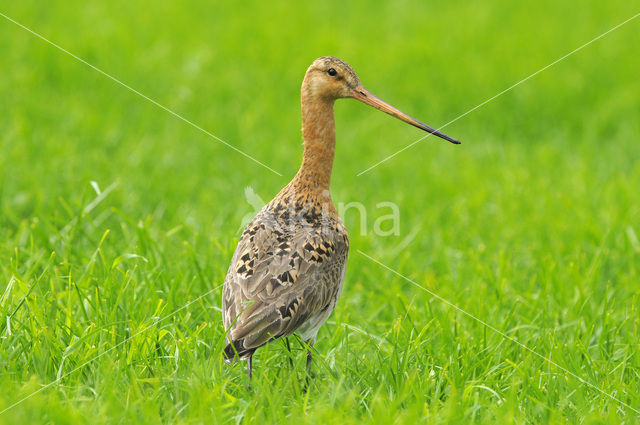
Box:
left=351, top=87, right=461, bottom=144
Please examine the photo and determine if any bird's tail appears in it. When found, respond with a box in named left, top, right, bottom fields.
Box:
left=223, top=339, right=255, bottom=363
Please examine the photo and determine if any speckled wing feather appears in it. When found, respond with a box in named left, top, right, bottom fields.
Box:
left=222, top=199, right=348, bottom=360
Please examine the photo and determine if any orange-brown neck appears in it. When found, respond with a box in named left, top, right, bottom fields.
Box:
left=291, top=90, right=336, bottom=194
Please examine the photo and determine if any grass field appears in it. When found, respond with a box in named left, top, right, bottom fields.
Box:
left=1, top=1, right=639, bottom=423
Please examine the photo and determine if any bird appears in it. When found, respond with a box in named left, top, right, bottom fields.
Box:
left=222, top=56, right=460, bottom=381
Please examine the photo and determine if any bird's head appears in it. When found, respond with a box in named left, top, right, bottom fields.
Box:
left=302, top=56, right=461, bottom=144
left=303, top=56, right=362, bottom=100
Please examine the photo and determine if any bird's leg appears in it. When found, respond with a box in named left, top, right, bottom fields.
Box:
left=285, top=337, right=294, bottom=368
left=306, top=338, right=315, bottom=371
left=246, top=354, right=253, bottom=389
left=303, top=337, right=316, bottom=391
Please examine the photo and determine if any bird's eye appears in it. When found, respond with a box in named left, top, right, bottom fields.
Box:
left=327, top=68, right=337, bottom=77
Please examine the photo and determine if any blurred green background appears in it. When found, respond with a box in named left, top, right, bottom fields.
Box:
left=1, top=1, right=639, bottom=423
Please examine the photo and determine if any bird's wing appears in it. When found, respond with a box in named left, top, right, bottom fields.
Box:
left=222, top=211, right=348, bottom=358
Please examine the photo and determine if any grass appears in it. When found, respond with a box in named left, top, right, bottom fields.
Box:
left=1, top=0, right=639, bottom=423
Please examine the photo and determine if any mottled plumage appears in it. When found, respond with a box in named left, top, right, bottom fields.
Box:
left=222, top=184, right=348, bottom=359
left=222, top=56, right=460, bottom=379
